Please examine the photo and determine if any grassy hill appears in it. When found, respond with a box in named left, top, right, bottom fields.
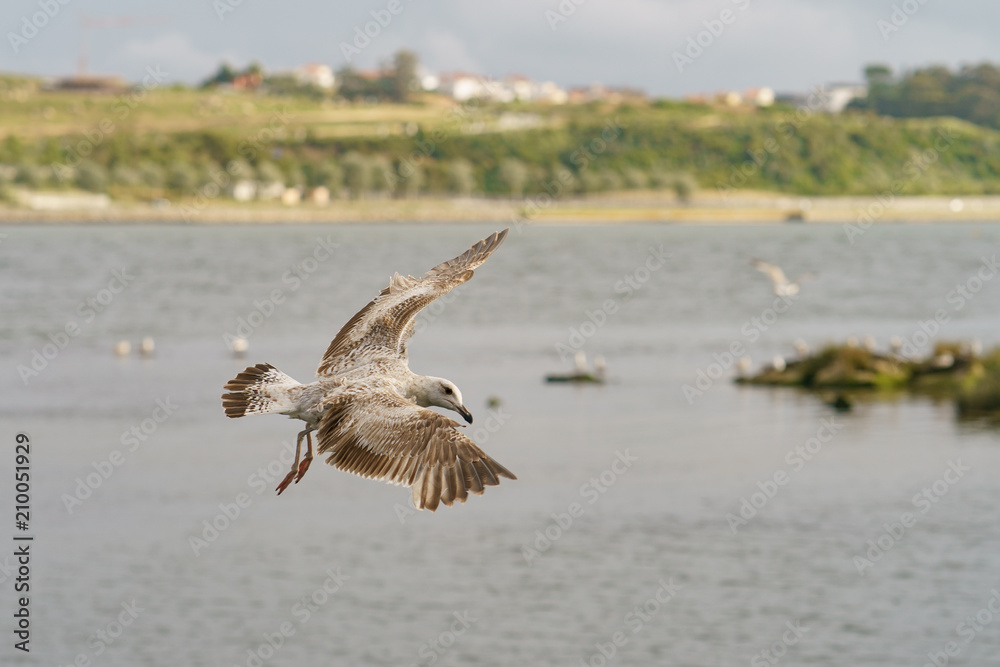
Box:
left=1, top=78, right=999, bottom=204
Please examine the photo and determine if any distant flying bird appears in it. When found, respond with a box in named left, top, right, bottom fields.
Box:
left=751, top=258, right=808, bottom=297
left=222, top=230, right=515, bottom=511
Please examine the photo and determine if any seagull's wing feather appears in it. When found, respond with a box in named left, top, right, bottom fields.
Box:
left=316, top=386, right=516, bottom=511
left=751, top=258, right=790, bottom=286
left=317, top=229, right=508, bottom=376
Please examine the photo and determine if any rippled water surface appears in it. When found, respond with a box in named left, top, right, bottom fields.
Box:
left=2, top=222, right=1000, bottom=666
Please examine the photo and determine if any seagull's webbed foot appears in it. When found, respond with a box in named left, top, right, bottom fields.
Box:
left=276, top=469, right=297, bottom=495
left=294, top=431, right=314, bottom=484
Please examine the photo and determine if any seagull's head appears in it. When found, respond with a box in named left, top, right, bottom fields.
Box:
left=418, top=377, right=473, bottom=424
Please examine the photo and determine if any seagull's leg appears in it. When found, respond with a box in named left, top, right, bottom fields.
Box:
left=295, top=429, right=314, bottom=483
left=276, top=429, right=307, bottom=495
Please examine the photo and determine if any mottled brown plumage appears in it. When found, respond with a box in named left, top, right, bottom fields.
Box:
left=221, top=229, right=515, bottom=510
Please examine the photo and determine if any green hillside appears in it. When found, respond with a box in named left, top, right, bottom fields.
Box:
left=1, top=78, right=998, bottom=202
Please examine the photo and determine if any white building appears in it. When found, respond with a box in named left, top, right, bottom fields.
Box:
left=820, top=83, right=868, bottom=113
left=293, top=63, right=335, bottom=90
left=438, top=72, right=490, bottom=102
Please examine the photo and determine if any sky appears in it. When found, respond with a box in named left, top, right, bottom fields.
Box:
left=2, top=0, right=999, bottom=96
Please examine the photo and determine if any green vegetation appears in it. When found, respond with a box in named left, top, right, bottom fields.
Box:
left=4, top=62, right=1000, bottom=205
left=852, top=62, right=1000, bottom=130
left=737, top=340, right=1000, bottom=422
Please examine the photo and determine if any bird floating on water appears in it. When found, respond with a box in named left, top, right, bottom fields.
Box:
left=113, top=340, right=131, bottom=357
left=139, top=336, right=155, bottom=358
left=229, top=336, right=249, bottom=359
left=750, top=258, right=810, bottom=297
left=222, top=229, right=516, bottom=511
left=545, top=350, right=607, bottom=384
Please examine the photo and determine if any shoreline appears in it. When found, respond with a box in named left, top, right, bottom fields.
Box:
left=2, top=193, right=998, bottom=225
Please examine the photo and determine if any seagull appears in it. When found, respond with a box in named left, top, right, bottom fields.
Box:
left=593, top=355, right=607, bottom=381
left=229, top=336, right=249, bottom=358
left=113, top=340, right=131, bottom=357
left=750, top=259, right=807, bottom=297
left=139, top=336, right=155, bottom=358
left=222, top=229, right=516, bottom=511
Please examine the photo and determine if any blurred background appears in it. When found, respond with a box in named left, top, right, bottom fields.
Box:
left=3, top=2, right=1000, bottom=666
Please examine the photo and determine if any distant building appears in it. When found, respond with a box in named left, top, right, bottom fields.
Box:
left=716, top=90, right=743, bottom=107
left=49, top=75, right=127, bottom=93
left=418, top=65, right=439, bottom=92
left=231, top=71, right=263, bottom=91
left=775, top=83, right=867, bottom=113
left=438, top=72, right=491, bottom=102
left=821, top=83, right=867, bottom=113
left=293, top=63, right=335, bottom=89
left=535, top=81, right=568, bottom=104
left=566, top=82, right=645, bottom=104
left=743, top=87, right=775, bottom=107
left=503, top=74, right=534, bottom=101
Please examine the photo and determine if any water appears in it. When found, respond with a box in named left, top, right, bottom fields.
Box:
left=2, top=222, right=1000, bottom=666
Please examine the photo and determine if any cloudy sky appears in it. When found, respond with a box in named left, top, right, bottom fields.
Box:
left=2, top=0, right=998, bottom=96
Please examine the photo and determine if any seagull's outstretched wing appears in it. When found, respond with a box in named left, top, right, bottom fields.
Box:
left=751, top=258, right=790, bottom=287
left=317, top=229, right=508, bottom=376
left=316, top=385, right=516, bottom=511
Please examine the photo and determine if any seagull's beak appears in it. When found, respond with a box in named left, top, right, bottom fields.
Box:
left=456, top=403, right=473, bottom=424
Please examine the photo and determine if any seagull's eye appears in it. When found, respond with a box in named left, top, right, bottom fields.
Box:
left=443, top=386, right=453, bottom=395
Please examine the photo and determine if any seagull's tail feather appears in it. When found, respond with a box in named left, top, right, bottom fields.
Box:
left=222, top=363, right=301, bottom=418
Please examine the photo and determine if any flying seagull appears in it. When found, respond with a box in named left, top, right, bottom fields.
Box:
left=221, top=230, right=515, bottom=511
left=750, top=258, right=810, bottom=297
